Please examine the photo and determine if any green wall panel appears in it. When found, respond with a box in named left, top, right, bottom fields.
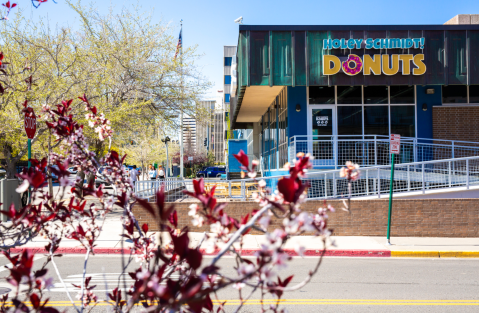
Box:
left=250, top=31, right=270, bottom=86
left=238, top=31, right=248, bottom=87
left=307, top=31, right=328, bottom=86
left=294, top=31, right=307, bottom=86
left=447, top=30, right=467, bottom=85
left=424, top=31, right=445, bottom=85
left=408, top=30, right=426, bottom=86
left=470, top=31, right=479, bottom=85
left=272, top=32, right=292, bottom=85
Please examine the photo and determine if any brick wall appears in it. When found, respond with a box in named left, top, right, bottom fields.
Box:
left=132, top=199, right=479, bottom=237
left=433, top=106, right=479, bottom=142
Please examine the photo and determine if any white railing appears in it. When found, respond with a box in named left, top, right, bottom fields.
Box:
left=135, top=156, right=479, bottom=202
left=289, top=135, right=479, bottom=169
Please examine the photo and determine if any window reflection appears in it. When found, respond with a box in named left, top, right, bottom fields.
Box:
left=337, top=86, right=362, bottom=104
left=364, top=86, right=388, bottom=104
left=390, top=86, right=414, bottom=104
left=309, top=86, right=335, bottom=104
left=338, top=106, right=362, bottom=135
left=364, top=106, right=389, bottom=136
left=391, top=106, right=415, bottom=137
left=442, top=85, right=467, bottom=103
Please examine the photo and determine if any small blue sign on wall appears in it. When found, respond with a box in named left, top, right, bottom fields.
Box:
left=228, top=140, right=248, bottom=173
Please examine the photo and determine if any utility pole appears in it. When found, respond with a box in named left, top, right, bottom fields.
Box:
left=162, top=136, right=171, bottom=178
left=179, top=19, right=184, bottom=178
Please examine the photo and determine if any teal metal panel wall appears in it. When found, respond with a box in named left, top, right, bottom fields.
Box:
left=470, top=31, right=479, bottom=85
left=293, top=31, right=306, bottom=86
left=250, top=31, right=270, bottom=86
left=272, top=32, right=292, bottom=85
left=447, top=30, right=467, bottom=85
left=307, top=31, right=328, bottom=86
left=424, top=31, right=445, bottom=85
left=237, top=28, right=477, bottom=87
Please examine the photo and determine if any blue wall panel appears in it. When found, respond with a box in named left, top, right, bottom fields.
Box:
left=287, top=86, right=308, bottom=138
left=228, top=140, right=248, bottom=172
left=416, top=85, right=442, bottom=140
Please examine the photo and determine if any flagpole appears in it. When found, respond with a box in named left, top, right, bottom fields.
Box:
left=179, top=20, right=184, bottom=178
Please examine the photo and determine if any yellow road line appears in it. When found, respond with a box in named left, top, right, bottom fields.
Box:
left=391, top=251, right=479, bottom=258
left=3, top=299, right=479, bottom=307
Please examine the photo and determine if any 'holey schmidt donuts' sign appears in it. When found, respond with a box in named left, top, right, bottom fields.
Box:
left=322, top=38, right=426, bottom=76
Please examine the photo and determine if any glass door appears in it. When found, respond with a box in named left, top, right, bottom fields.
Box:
left=308, top=105, right=337, bottom=167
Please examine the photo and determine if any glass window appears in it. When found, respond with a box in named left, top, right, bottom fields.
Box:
left=390, top=86, right=414, bottom=104
left=338, top=106, right=362, bottom=135
left=224, top=57, right=232, bottom=66
left=442, top=85, right=467, bottom=103
left=224, top=75, right=231, bottom=84
left=469, top=85, right=479, bottom=103
left=364, top=86, right=388, bottom=104
left=225, top=94, right=230, bottom=103
left=391, top=106, right=415, bottom=137
left=309, top=86, right=334, bottom=104
left=364, top=106, right=389, bottom=136
left=337, top=86, right=362, bottom=104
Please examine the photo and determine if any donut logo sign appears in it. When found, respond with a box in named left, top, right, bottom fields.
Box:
left=322, top=37, right=426, bottom=76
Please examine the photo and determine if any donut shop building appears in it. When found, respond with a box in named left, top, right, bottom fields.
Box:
left=229, top=16, right=479, bottom=176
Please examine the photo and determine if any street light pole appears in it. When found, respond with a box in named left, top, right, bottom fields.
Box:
left=162, top=136, right=171, bottom=178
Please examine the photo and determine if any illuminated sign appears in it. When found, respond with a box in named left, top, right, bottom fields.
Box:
left=322, top=38, right=426, bottom=76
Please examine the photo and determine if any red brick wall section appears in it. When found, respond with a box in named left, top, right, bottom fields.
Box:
left=433, top=107, right=479, bottom=142
left=132, top=199, right=479, bottom=237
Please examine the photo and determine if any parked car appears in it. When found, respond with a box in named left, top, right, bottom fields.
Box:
left=95, top=166, right=114, bottom=188
left=0, top=168, right=6, bottom=180
left=68, top=166, right=78, bottom=174
left=196, top=166, right=226, bottom=178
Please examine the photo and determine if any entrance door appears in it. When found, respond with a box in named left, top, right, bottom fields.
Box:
left=307, top=105, right=337, bottom=167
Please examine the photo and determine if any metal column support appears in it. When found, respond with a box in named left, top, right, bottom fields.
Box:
left=377, top=168, right=381, bottom=198
left=448, top=161, right=452, bottom=188
left=466, top=159, right=470, bottom=189
left=422, top=163, right=425, bottom=194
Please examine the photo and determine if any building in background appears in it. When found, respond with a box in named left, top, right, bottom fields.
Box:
left=213, top=90, right=225, bottom=163
left=197, top=100, right=215, bottom=154
left=181, top=115, right=197, bottom=154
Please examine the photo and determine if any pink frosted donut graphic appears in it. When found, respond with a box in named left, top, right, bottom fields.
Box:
left=341, top=54, right=363, bottom=76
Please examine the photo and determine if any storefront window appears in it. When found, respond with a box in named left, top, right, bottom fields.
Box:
left=442, top=85, right=467, bottom=103
left=309, top=86, right=334, bottom=104
left=338, top=106, right=362, bottom=135
left=390, top=106, right=415, bottom=137
left=364, top=86, right=388, bottom=104
left=337, top=86, right=362, bottom=104
left=364, top=106, right=389, bottom=136
left=390, top=86, right=414, bottom=104
left=469, top=85, right=479, bottom=103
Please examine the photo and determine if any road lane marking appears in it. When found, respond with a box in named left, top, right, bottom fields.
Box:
left=0, top=255, right=45, bottom=273
left=4, top=299, right=479, bottom=307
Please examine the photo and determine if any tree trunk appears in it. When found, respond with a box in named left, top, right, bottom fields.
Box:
left=48, top=133, right=53, bottom=199
left=3, top=144, right=17, bottom=179
left=76, top=170, right=85, bottom=198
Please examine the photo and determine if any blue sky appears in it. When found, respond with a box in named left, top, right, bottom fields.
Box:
left=22, top=0, right=479, bottom=98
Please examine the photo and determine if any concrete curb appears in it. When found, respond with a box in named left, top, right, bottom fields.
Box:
left=7, top=248, right=479, bottom=258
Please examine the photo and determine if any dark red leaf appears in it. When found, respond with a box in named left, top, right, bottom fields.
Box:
left=141, top=223, right=148, bottom=234
left=30, top=293, right=40, bottom=309
left=277, top=177, right=298, bottom=203
left=168, top=210, right=178, bottom=228
left=186, top=249, right=202, bottom=270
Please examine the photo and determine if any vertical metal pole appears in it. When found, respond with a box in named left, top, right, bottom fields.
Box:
left=374, top=138, right=377, bottom=166
left=407, top=165, right=411, bottom=191
left=166, top=142, right=169, bottom=178
left=466, top=159, right=470, bottom=189
left=386, top=153, right=395, bottom=244
left=332, top=172, right=337, bottom=198
left=452, top=141, right=455, bottom=159
left=422, top=163, right=425, bottom=194
left=324, top=173, right=328, bottom=198
left=179, top=20, right=184, bottom=178
left=448, top=161, right=452, bottom=188
left=27, top=139, right=31, bottom=169
left=377, top=167, right=381, bottom=198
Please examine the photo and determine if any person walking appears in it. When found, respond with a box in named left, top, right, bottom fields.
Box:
left=130, top=165, right=139, bottom=186
left=148, top=164, right=158, bottom=191
left=158, top=166, right=165, bottom=180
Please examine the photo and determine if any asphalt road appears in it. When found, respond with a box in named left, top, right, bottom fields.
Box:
left=1, top=255, right=478, bottom=312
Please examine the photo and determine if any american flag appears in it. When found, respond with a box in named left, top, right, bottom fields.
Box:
left=174, top=28, right=182, bottom=59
